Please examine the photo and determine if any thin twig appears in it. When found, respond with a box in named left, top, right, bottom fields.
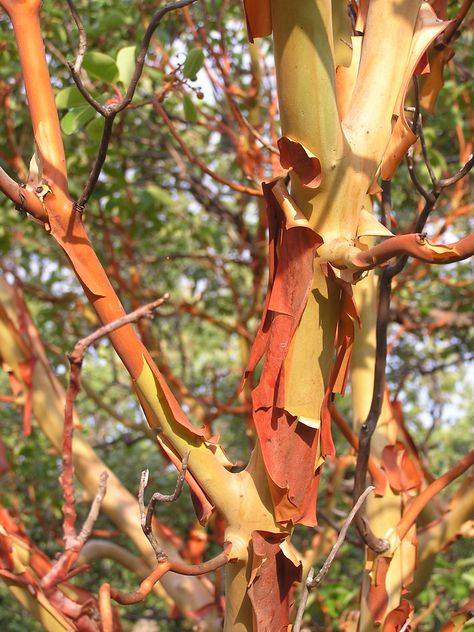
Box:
left=352, top=269, right=392, bottom=554
left=239, top=114, right=279, bottom=155
left=66, top=0, right=87, bottom=73
left=99, top=542, right=230, bottom=624
left=68, top=0, right=199, bottom=206
left=411, top=75, right=420, bottom=135
left=77, top=116, right=115, bottom=207
left=41, top=472, right=108, bottom=590
left=69, top=295, right=168, bottom=365
left=293, top=486, right=375, bottom=632
left=317, top=510, right=362, bottom=547
left=313, top=486, right=375, bottom=586
left=77, top=471, right=109, bottom=545
left=438, top=153, right=474, bottom=188
left=138, top=451, right=190, bottom=561
left=406, top=152, right=432, bottom=202
left=118, top=0, right=198, bottom=113
left=418, top=122, right=437, bottom=188
left=153, top=99, right=263, bottom=197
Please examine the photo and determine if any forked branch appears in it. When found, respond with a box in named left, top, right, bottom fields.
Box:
left=138, top=451, right=190, bottom=561
left=41, top=297, right=168, bottom=590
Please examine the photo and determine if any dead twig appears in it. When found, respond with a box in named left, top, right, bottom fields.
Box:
left=138, top=451, right=190, bottom=561
left=293, top=486, right=375, bottom=632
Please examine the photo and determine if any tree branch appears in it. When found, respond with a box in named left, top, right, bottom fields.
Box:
left=396, top=449, right=474, bottom=543
left=153, top=98, right=263, bottom=197
left=138, top=452, right=190, bottom=561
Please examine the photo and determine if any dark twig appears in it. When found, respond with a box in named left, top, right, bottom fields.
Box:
left=293, top=487, right=375, bottom=632
left=353, top=270, right=392, bottom=554
left=411, top=75, right=420, bottom=135
left=353, top=101, right=474, bottom=552
left=77, top=116, right=115, bottom=207
left=68, top=64, right=107, bottom=115
left=438, top=153, right=474, bottom=188
left=317, top=510, right=362, bottom=547
left=435, top=0, right=474, bottom=48
left=138, top=451, right=190, bottom=561
left=418, top=122, right=437, bottom=188
left=68, top=0, right=199, bottom=206
left=117, top=0, right=198, bottom=114
left=406, top=151, right=432, bottom=203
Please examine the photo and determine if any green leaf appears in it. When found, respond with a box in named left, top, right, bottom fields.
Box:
left=55, top=86, right=87, bottom=109
left=60, top=106, right=96, bottom=135
left=82, top=52, right=119, bottom=83
left=116, top=45, right=136, bottom=87
left=183, top=95, right=198, bottom=123
left=146, top=184, right=173, bottom=207
left=86, top=116, right=105, bottom=142
left=97, top=10, right=124, bottom=32
left=183, top=48, right=204, bottom=80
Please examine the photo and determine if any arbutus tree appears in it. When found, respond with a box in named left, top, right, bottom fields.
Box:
left=0, top=0, right=473, bottom=631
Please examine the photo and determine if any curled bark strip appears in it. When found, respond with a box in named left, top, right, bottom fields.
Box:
left=241, top=180, right=323, bottom=525
left=380, top=3, right=451, bottom=180
left=382, top=598, right=413, bottom=631
left=381, top=442, right=422, bottom=493
left=278, top=137, right=322, bottom=188
left=248, top=531, right=301, bottom=632
left=242, top=0, right=272, bottom=42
